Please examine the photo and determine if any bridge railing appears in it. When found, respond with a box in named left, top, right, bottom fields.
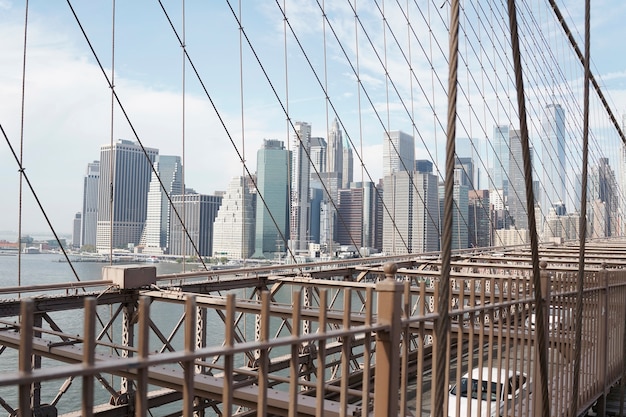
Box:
left=1, top=260, right=625, bottom=416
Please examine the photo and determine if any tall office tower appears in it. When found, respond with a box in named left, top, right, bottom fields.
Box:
left=327, top=118, right=344, bottom=178
left=541, top=103, right=566, bottom=211
left=140, top=155, right=183, bottom=254
left=382, top=170, right=439, bottom=255
left=415, top=159, right=433, bottom=173
left=336, top=182, right=377, bottom=249
left=468, top=190, right=491, bottom=248
left=454, top=157, right=475, bottom=189
left=72, top=212, right=82, bottom=249
left=543, top=206, right=580, bottom=243
left=589, top=157, right=618, bottom=237
left=308, top=187, right=324, bottom=245
left=342, top=141, right=354, bottom=189
left=96, top=139, right=158, bottom=252
left=81, top=160, right=100, bottom=247
left=290, top=122, right=312, bottom=252
left=507, top=129, right=528, bottom=230
left=213, top=176, right=257, bottom=259
left=253, top=139, right=290, bottom=259
left=169, top=193, right=222, bottom=257
left=309, top=137, right=327, bottom=177
left=439, top=183, right=469, bottom=250
left=383, top=130, right=415, bottom=178
left=492, top=125, right=509, bottom=193
left=374, top=181, right=384, bottom=251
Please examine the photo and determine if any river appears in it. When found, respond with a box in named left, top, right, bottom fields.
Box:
left=0, top=252, right=232, bottom=416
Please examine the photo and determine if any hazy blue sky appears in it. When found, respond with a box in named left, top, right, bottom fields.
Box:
left=1, top=0, right=625, bottom=236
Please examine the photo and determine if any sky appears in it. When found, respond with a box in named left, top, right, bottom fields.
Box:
left=1, top=0, right=626, bottom=237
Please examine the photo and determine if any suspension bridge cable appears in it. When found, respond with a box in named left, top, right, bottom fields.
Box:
left=572, top=0, right=590, bottom=412
left=17, top=0, right=29, bottom=292
left=507, top=1, right=550, bottom=415
left=434, top=3, right=459, bottom=416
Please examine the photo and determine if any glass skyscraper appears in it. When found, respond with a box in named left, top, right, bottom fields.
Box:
left=253, top=139, right=290, bottom=258
left=140, top=155, right=183, bottom=254
left=383, top=130, right=415, bottom=178
left=541, top=103, right=566, bottom=210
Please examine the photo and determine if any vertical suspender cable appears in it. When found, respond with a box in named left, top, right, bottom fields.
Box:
left=18, top=0, right=29, bottom=293
left=321, top=0, right=332, bottom=257
left=283, top=0, right=291, bottom=262
left=238, top=0, right=246, bottom=263
left=506, top=1, right=550, bottom=415
left=433, top=0, right=458, bottom=416
left=572, top=0, right=590, bottom=413
left=108, top=0, right=116, bottom=265
left=181, top=0, right=186, bottom=270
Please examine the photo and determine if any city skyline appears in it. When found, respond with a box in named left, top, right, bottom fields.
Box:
left=2, top=2, right=626, bottom=237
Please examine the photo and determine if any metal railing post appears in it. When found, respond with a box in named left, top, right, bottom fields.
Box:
left=596, top=263, right=608, bottom=416
left=373, top=262, right=402, bottom=417
left=533, top=261, right=550, bottom=417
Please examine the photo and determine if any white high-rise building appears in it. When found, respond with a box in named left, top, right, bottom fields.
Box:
left=382, top=170, right=439, bottom=255
left=212, top=176, right=256, bottom=259
left=492, top=125, right=509, bottom=193
left=81, top=160, right=100, bottom=248
left=327, top=118, right=344, bottom=178
left=140, top=155, right=183, bottom=254
left=383, top=130, right=415, bottom=178
left=96, top=140, right=158, bottom=252
left=290, top=122, right=311, bottom=252
left=507, top=129, right=528, bottom=230
left=541, top=103, right=566, bottom=211
left=342, top=141, right=354, bottom=189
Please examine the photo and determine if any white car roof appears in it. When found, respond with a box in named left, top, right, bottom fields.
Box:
left=464, top=367, right=522, bottom=383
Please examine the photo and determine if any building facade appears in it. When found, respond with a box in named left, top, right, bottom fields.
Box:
left=140, top=155, right=183, bottom=254
left=382, top=169, right=439, bottom=255
left=290, top=122, right=312, bottom=252
left=253, top=139, right=290, bottom=259
left=169, top=193, right=222, bottom=257
left=541, top=103, right=566, bottom=211
left=81, top=160, right=100, bottom=248
left=383, top=130, right=415, bottom=178
left=96, top=139, right=158, bottom=252
left=213, top=176, right=257, bottom=259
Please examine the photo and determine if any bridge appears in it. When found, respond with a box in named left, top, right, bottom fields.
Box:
left=1, top=0, right=626, bottom=416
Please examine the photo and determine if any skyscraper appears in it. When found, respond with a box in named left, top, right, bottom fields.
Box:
left=342, top=141, right=354, bottom=189
left=290, top=122, right=311, bottom=252
left=81, top=160, right=100, bottom=248
left=492, top=125, right=509, bottom=193
left=589, top=157, right=618, bottom=237
left=382, top=169, right=439, bottom=255
left=383, top=130, right=415, bottom=178
left=309, top=137, right=327, bottom=177
left=454, top=157, right=475, bottom=190
left=439, top=183, right=469, bottom=250
left=253, top=139, right=290, bottom=259
left=140, top=155, right=183, bottom=254
left=72, top=212, right=81, bottom=249
left=169, top=193, right=222, bottom=257
left=541, top=103, right=566, bottom=210
left=468, top=190, right=491, bottom=248
left=96, top=139, right=158, bottom=252
left=507, top=129, right=528, bottom=230
left=336, top=182, right=377, bottom=250
left=327, top=118, right=344, bottom=179
left=213, top=176, right=257, bottom=259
